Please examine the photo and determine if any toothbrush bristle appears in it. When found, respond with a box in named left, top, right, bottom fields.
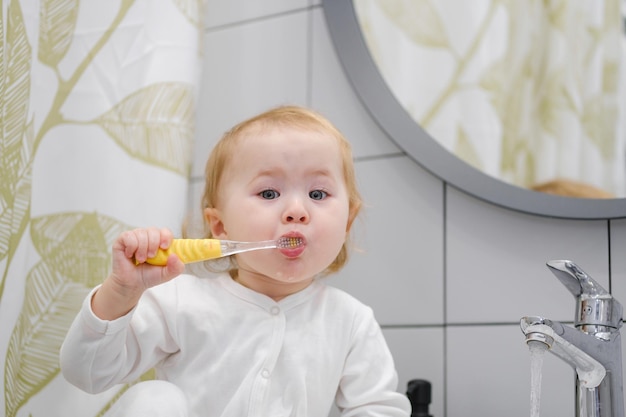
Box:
left=277, top=236, right=303, bottom=249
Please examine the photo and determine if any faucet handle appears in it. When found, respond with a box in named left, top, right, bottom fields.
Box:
left=547, top=260, right=609, bottom=297
left=547, top=260, right=623, bottom=331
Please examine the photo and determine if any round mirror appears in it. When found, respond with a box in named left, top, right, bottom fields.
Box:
left=323, top=0, right=626, bottom=219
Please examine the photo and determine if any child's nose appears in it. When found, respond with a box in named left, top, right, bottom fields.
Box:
left=283, top=199, right=309, bottom=223
left=285, top=214, right=308, bottom=223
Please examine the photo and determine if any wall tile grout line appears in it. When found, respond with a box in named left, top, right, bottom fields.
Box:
left=608, top=219, right=613, bottom=293
left=203, top=6, right=315, bottom=34
left=442, top=181, right=448, bottom=417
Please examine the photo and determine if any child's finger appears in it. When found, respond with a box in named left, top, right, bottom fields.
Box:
left=163, top=254, right=185, bottom=281
left=131, top=229, right=149, bottom=263
left=159, top=228, right=175, bottom=250
left=117, top=230, right=140, bottom=260
left=145, top=228, right=163, bottom=259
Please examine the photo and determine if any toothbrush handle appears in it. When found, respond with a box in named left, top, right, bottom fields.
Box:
left=144, top=239, right=223, bottom=266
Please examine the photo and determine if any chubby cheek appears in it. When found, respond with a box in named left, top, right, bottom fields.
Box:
left=311, top=212, right=350, bottom=263
left=221, top=205, right=273, bottom=241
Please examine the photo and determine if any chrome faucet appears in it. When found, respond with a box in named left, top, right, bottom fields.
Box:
left=520, top=260, right=624, bottom=417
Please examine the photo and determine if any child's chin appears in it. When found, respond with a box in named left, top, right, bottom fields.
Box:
left=272, top=271, right=301, bottom=283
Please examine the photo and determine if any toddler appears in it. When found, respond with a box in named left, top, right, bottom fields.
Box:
left=60, top=105, right=411, bottom=416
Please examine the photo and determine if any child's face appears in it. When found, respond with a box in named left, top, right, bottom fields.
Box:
left=206, top=126, right=351, bottom=289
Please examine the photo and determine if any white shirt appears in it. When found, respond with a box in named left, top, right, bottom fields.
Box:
left=60, top=274, right=411, bottom=417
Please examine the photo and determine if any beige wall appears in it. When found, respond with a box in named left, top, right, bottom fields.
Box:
left=191, top=1, right=626, bottom=416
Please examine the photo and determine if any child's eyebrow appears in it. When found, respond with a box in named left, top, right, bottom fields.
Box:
left=254, top=168, right=285, bottom=177
left=253, top=167, right=336, bottom=177
left=308, top=168, right=333, bottom=176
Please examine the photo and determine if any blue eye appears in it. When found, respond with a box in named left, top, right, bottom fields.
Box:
left=260, top=189, right=279, bottom=199
left=309, top=190, right=327, bottom=200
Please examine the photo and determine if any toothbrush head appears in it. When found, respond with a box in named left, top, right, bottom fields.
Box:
left=277, top=236, right=303, bottom=249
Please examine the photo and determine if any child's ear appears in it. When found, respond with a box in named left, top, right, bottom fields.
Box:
left=204, top=207, right=227, bottom=239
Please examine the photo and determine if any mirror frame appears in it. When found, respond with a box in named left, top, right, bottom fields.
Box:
left=322, top=0, right=626, bottom=220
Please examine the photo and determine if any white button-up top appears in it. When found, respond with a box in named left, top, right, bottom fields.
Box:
left=60, top=274, right=411, bottom=417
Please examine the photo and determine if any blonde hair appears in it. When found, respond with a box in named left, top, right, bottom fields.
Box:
left=531, top=179, right=614, bottom=199
left=199, top=105, right=362, bottom=275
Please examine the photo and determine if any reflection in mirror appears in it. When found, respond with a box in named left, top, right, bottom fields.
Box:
left=353, top=0, right=626, bottom=198
left=322, top=0, right=626, bottom=218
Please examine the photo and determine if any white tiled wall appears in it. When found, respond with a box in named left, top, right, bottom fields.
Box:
left=446, top=188, right=610, bottom=325
left=334, top=155, right=444, bottom=326
left=192, top=2, right=624, bottom=416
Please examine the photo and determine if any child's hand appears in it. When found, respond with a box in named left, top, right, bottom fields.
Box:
left=92, top=227, right=185, bottom=320
left=113, top=227, right=185, bottom=288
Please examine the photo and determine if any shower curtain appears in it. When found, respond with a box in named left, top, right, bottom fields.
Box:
left=355, top=0, right=626, bottom=197
left=1, top=1, right=203, bottom=416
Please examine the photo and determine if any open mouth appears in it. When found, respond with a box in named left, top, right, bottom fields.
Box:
left=276, top=235, right=306, bottom=257
left=276, top=236, right=304, bottom=249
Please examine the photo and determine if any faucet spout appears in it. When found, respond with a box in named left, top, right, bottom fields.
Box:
left=520, top=260, right=624, bottom=417
left=521, top=316, right=606, bottom=389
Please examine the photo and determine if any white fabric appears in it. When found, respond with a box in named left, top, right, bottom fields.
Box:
left=105, top=381, right=189, bottom=417
left=60, top=274, right=411, bottom=417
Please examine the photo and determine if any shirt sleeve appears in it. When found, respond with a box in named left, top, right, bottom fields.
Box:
left=59, top=285, right=178, bottom=394
left=334, top=307, right=412, bottom=417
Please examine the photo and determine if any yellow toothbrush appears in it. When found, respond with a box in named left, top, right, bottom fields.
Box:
left=141, top=237, right=303, bottom=266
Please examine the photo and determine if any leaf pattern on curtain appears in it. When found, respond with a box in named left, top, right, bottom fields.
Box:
left=5, top=264, right=93, bottom=417
left=356, top=0, right=626, bottom=196
left=1, top=0, right=202, bottom=415
left=38, top=0, right=80, bottom=67
left=96, top=82, right=195, bottom=176
left=1, top=0, right=33, bottom=287
left=4, top=213, right=132, bottom=417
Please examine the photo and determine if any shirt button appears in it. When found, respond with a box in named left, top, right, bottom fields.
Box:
left=261, top=369, right=271, bottom=378
left=270, top=306, right=280, bottom=315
